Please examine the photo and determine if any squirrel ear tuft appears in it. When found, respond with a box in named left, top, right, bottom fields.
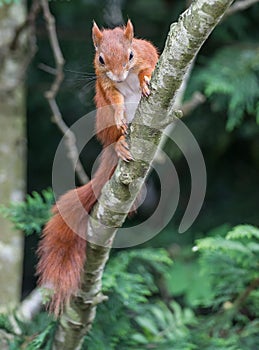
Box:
left=124, top=19, right=134, bottom=42
left=92, top=21, right=103, bottom=49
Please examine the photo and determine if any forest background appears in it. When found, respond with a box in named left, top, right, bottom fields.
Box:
left=0, top=0, right=259, bottom=349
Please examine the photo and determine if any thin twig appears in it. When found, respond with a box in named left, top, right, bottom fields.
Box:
left=218, top=277, right=259, bottom=324
left=40, top=0, right=88, bottom=185
left=38, top=62, right=57, bottom=75
left=182, top=92, right=206, bottom=116
left=49, top=98, right=90, bottom=180
left=233, top=277, right=259, bottom=309
left=17, top=288, right=43, bottom=321
left=41, top=0, right=64, bottom=98
left=154, top=91, right=206, bottom=164
left=0, top=289, right=43, bottom=339
left=226, top=0, right=259, bottom=15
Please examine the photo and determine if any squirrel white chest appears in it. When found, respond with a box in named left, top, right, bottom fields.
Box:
left=115, top=72, right=141, bottom=123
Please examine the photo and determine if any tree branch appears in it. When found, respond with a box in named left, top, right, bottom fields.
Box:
left=182, top=91, right=206, bottom=116
left=219, top=277, right=259, bottom=325
left=226, top=0, right=259, bottom=15
left=17, top=288, right=43, bottom=321
left=53, top=0, right=235, bottom=348
left=233, top=277, right=259, bottom=309
left=40, top=0, right=89, bottom=185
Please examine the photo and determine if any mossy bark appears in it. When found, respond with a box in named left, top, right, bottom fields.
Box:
left=54, top=0, right=234, bottom=348
left=0, top=1, right=26, bottom=307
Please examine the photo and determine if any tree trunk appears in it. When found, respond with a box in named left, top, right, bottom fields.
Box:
left=0, top=1, right=26, bottom=306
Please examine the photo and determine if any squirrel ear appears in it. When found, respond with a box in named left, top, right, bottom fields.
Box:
left=124, top=19, right=134, bottom=42
left=92, top=21, right=103, bottom=49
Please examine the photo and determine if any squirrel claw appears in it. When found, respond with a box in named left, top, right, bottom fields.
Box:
left=141, top=75, right=151, bottom=97
left=115, top=108, right=127, bottom=133
left=115, top=136, right=133, bottom=162
left=144, top=75, right=150, bottom=84
left=142, top=85, right=150, bottom=97
left=120, top=123, right=128, bottom=135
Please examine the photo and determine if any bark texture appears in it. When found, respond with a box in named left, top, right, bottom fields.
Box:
left=53, top=0, right=234, bottom=348
left=0, top=1, right=26, bottom=307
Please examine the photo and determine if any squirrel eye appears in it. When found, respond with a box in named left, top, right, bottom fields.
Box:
left=99, top=55, right=105, bottom=65
left=129, top=51, right=134, bottom=61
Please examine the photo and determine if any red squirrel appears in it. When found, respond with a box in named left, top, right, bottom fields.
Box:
left=36, top=20, right=158, bottom=315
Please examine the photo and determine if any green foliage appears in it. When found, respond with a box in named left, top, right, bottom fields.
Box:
left=103, top=248, right=172, bottom=306
left=131, top=301, right=196, bottom=349
left=193, top=46, right=259, bottom=130
left=226, top=224, right=259, bottom=240
left=0, top=189, right=54, bottom=236
left=84, top=248, right=173, bottom=349
left=84, top=225, right=259, bottom=349
left=165, top=259, right=214, bottom=307
left=196, top=224, right=259, bottom=282
left=25, top=322, right=57, bottom=350
left=0, top=313, right=13, bottom=334
left=0, top=311, right=55, bottom=350
left=0, top=0, right=20, bottom=6
left=192, top=225, right=259, bottom=349
left=1, top=224, right=259, bottom=349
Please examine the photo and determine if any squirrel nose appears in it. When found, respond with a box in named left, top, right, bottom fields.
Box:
left=114, top=73, right=124, bottom=82
left=117, top=71, right=128, bottom=82
left=106, top=70, right=128, bottom=82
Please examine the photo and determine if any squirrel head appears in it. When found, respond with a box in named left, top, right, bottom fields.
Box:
left=92, top=20, right=135, bottom=83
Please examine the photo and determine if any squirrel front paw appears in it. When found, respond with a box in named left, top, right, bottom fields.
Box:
left=140, top=75, right=151, bottom=97
left=115, top=135, right=133, bottom=162
left=114, top=106, right=127, bottom=134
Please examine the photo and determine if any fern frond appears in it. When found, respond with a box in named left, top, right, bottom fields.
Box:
left=25, top=322, right=57, bottom=350
left=193, top=45, right=259, bottom=130
left=102, top=248, right=172, bottom=309
left=132, top=301, right=195, bottom=349
left=195, top=236, right=252, bottom=255
left=226, top=225, right=259, bottom=240
left=0, top=188, right=54, bottom=236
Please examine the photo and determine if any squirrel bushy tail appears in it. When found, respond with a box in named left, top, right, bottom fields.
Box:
left=36, top=147, right=118, bottom=315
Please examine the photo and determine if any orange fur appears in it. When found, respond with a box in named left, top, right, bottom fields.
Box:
left=36, top=20, right=158, bottom=315
left=37, top=148, right=117, bottom=315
